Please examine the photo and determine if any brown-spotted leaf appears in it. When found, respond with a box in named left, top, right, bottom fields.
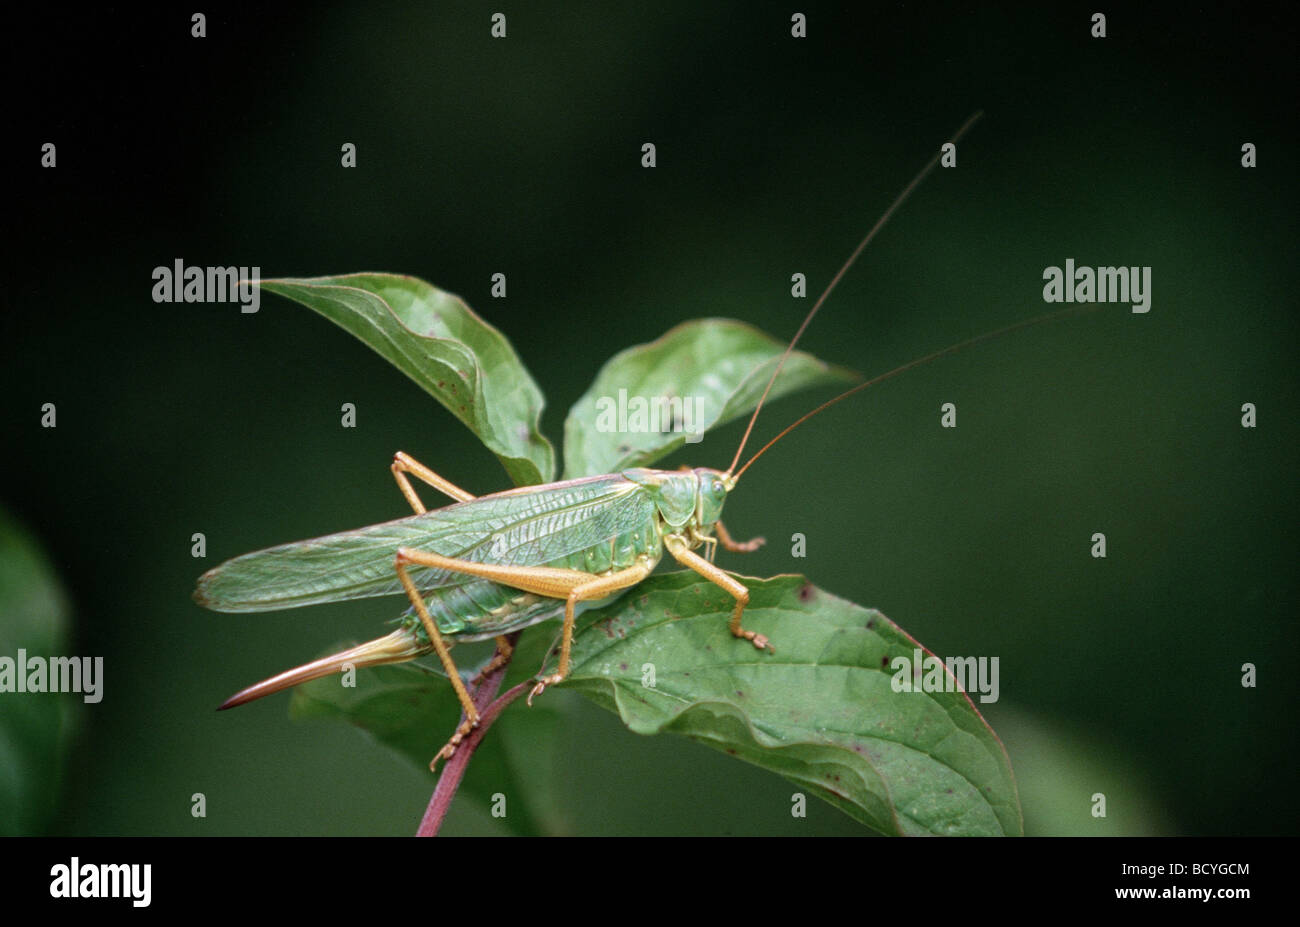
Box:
left=553, top=572, right=1022, bottom=836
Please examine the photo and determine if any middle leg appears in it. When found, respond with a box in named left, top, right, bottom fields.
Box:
left=527, top=559, right=655, bottom=704
left=665, top=534, right=773, bottom=652
left=394, top=547, right=651, bottom=702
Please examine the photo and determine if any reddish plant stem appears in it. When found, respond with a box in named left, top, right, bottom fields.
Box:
left=416, top=635, right=529, bottom=837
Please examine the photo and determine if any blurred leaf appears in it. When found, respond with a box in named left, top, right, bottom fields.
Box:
left=563, top=319, right=856, bottom=478
left=289, top=628, right=564, bottom=835
left=0, top=509, right=78, bottom=835
left=553, top=572, right=1022, bottom=836
left=261, top=274, right=555, bottom=486
left=989, top=704, right=1173, bottom=836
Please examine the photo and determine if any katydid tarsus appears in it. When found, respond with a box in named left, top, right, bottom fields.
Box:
left=195, top=110, right=1091, bottom=768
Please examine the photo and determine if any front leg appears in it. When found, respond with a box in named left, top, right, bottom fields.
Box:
left=714, top=520, right=765, bottom=553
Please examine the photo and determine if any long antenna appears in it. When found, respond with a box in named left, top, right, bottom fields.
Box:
left=727, top=110, right=984, bottom=476
left=732, top=302, right=1105, bottom=480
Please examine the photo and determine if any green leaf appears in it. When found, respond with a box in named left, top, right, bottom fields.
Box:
left=0, top=510, right=78, bottom=836
left=553, top=572, right=1023, bottom=836
left=261, top=274, right=555, bottom=486
left=562, top=318, right=857, bottom=478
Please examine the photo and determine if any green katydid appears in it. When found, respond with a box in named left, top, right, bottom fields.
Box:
left=195, top=111, right=1086, bottom=768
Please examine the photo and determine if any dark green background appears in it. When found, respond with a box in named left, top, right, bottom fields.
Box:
left=4, top=3, right=1296, bottom=835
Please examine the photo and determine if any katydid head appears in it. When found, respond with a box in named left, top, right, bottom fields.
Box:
left=693, top=467, right=734, bottom=527
left=622, top=466, right=734, bottom=530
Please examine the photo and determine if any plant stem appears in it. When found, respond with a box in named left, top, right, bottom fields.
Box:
left=416, top=634, right=528, bottom=836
